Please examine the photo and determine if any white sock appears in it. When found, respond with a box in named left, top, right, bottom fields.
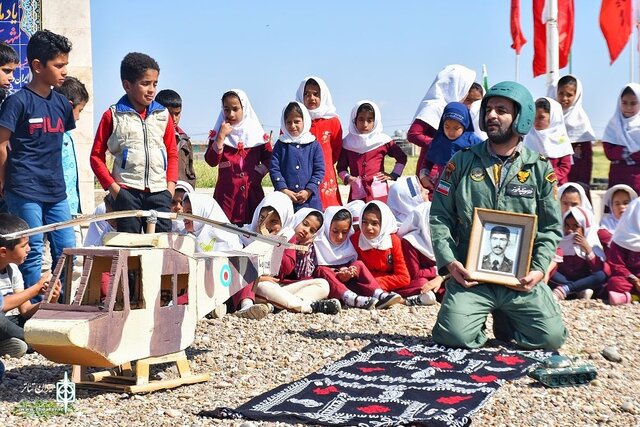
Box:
left=342, top=291, right=357, bottom=307
left=239, top=298, right=254, bottom=311
left=373, top=289, right=384, bottom=299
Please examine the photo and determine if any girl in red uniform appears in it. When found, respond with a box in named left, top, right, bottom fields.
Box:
left=602, top=84, right=640, bottom=194
left=351, top=201, right=413, bottom=299
left=338, top=101, right=406, bottom=203
left=205, top=89, right=271, bottom=225
left=314, top=206, right=401, bottom=309
left=296, top=76, right=343, bottom=208
left=524, top=97, right=573, bottom=185
left=598, top=184, right=638, bottom=252
left=553, top=75, right=596, bottom=188
left=397, top=202, right=443, bottom=306
left=550, top=206, right=609, bottom=300
left=606, top=198, right=640, bottom=305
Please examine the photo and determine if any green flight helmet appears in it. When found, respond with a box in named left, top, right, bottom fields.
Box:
left=479, top=81, right=534, bottom=136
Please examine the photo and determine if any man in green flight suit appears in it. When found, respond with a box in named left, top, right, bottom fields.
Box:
left=430, top=81, right=567, bottom=350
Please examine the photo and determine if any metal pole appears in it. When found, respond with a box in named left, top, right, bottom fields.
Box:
left=515, top=54, right=520, bottom=82
left=546, top=0, right=559, bottom=89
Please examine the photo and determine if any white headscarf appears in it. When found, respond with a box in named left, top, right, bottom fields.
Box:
left=602, top=83, right=640, bottom=153
left=210, top=89, right=268, bottom=149
left=314, top=206, right=358, bottom=266
left=295, top=76, right=338, bottom=120
left=558, top=206, right=604, bottom=260
left=524, top=97, right=574, bottom=159
left=246, top=191, right=295, bottom=235
left=600, top=184, right=639, bottom=232
left=612, top=197, right=640, bottom=252
left=279, top=101, right=316, bottom=144
left=387, top=175, right=426, bottom=224
left=357, top=201, right=398, bottom=251
left=345, top=200, right=365, bottom=227
left=558, top=182, right=594, bottom=213
left=397, top=202, right=435, bottom=260
left=548, top=75, right=596, bottom=142
left=342, top=100, right=392, bottom=154
left=413, top=64, right=476, bottom=129
left=175, top=180, right=195, bottom=194
left=184, top=193, right=242, bottom=253
left=291, top=207, right=323, bottom=238
left=172, top=180, right=195, bottom=233
left=469, top=99, right=488, bottom=141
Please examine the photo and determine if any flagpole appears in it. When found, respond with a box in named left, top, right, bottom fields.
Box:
left=515, top=54, right=519, bottom=82
left=546, top=0, right=560, bottom=89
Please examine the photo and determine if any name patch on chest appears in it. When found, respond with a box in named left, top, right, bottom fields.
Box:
left=506, top=183, right=535, bottom=198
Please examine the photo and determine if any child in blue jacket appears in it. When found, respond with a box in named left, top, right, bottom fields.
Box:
left=270, top=101, right=325, bottom=211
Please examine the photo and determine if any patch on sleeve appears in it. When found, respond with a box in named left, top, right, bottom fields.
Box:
left=517, top=170, right=530, bottom=183
left=436, top=180, right=451, bottom=196
left=545, top=171, right=557, bottom=183
left=444, top=161, right=456, bottom=180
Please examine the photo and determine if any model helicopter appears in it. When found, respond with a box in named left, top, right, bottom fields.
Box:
left=2, top=210, right=305, bottom=393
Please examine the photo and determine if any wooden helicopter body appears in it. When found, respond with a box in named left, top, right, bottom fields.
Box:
left=6, top=210, right=296, bottom=392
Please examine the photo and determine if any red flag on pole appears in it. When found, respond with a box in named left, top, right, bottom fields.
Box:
left=599, top=0, right=633, bottom=64
left=510, top=0, right=527, bottom=54
left=532, top=0, right=575, bottom=77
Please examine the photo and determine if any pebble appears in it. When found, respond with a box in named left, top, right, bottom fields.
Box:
left=601, top=346, right=623, bottom=363
left=165, top=409, right=182, bottom=418
left=621, top=400, right=636, bottom=413
left=590, top=379, right=602, bottom=387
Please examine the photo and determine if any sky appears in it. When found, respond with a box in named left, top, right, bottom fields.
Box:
left=90, top=0, right=637, bottom=141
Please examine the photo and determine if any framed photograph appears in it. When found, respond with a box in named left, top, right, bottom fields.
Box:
left=465, top=208, right=537, bottom=287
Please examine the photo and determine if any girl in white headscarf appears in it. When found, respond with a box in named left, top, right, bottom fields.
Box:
left=552, top=75, right=596, bottom=188
left=232, top=191, right=295, bottom=319
left=605, top=198, right=640, bottom=305
left=296, top=76, right=343, bottom=209
left=270, top=102, right=325, bottom=212
left=407, top=64, right=476, bottom=177
left=524, top=97, right=573, bottom=185
left=182, top=193, right=242, bottom=253
left=350, top=201, right=410, bottom=303
left=313, top=206, right=400, bottom=310
left=337, top=100, right=407, bottom=203
left=602, top=83, right=640, bottom=193
left=598, top=184, right=638, bottom=252
left=398, top=202, right=441, bottom=306
left=549, top=206, right=608, bottom=301
left=253, top=208, right=342, bottom=316
left=205, top=89, right=271, bottom=225
left=387, top=176, right=429, bottom=224
left=557, top=182, right=594, bottom=215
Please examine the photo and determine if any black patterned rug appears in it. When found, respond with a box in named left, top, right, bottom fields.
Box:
left=200, top=340, right=550, bottom=426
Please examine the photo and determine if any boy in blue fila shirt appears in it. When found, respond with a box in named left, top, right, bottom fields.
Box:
left=0, top=30, right=76, bottom=301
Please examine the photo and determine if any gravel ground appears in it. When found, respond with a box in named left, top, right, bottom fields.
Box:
left=0, top=299, right=639, bottom=427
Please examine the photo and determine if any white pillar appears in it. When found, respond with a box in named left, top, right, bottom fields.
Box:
left=42, top=0, right=95, bottom=214
left=546, top=0, right=559, bottom=89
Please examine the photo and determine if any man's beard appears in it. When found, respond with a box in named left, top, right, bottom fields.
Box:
left=487, top=124, right=515, bottom=145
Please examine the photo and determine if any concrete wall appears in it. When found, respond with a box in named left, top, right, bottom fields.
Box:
left=42, top=0, right=94, bottom=213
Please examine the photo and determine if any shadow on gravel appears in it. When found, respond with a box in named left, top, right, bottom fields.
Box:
left=0, top=348, right=213, bottom=401
left=291, top=328, right=434, bottom=344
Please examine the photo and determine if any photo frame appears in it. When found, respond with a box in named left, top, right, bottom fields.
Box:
left=465, top=208, right=537, bottom=287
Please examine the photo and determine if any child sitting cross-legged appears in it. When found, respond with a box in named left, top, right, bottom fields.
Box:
left=550, top=207, right=609, bottom=300
left=252, top=208, right=341, bottom=317
left=314, top=206, right=400, bottom=310
left=0, top=214, right=60, bottom=358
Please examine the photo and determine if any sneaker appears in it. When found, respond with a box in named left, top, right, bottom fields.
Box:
left=0, top=338, right=28, bottom=358
left=576, top=289, right=594, bottom=300
left=233, top=303, right=273, bottom=320
left=357, top=297, right=377, bottom=310
left=310, top=298, right=341, bottom=315
left=608, top=291, right=631, bottom=306
left=405, top=291, right=437, bottom=307
left=552, top=287, right=567, bottom=301
left=375, top=292, right=403, bottom=310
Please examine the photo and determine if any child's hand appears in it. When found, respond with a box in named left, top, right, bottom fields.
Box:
left=259, top=275, right=279, bottom=284
left=420, top=175, right=434, bottom=191
left=347, top=175, right=359, bottom=184
left=573, top=232, right=591, bottom=253
left=295, top=189, right=311, bottom=203
left=374, top=172, right=391, bottom=182
left=37, top=272, right=52, bottom=294
left=421, top=275, right=444, bottom=294
left=281, top=189, right=298, bottom=203
left=49, top=280, right=61, bottom=303
left=218, top=122, right=233, bottom=139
